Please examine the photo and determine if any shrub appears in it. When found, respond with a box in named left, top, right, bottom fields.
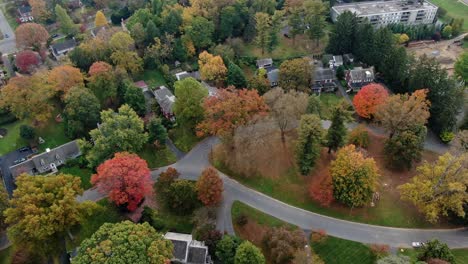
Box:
left=309, top=176, right=334, bottom=207
left=370, top=244, right=390, bottom=259
left=311, top=230, right=327, bottom=242
left=19, top=125, right=35, bottom=140
left=440, top=131, right=455, bottom=143
left=235, top=214, right=248, bottom=227
left=353, top=83, right=389, bottom=119
left=348, top=125, right=369, bottom=148
left=418, top=239, right=454, bottom=263
left=140, top=206, right=165, bottom=230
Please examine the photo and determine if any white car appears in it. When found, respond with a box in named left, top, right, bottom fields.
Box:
left=412, top=242, right=425, bottom=248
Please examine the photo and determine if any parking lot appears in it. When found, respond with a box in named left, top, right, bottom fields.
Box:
left=0, top=147, right=33, bottom=196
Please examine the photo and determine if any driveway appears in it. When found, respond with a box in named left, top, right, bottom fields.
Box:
left=0, top=9, right=16, bottom=55
left=77, top=136, right=467, bottom=248
left=0, top=147, right=33, bottom=196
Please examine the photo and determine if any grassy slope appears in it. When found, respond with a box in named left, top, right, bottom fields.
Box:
left=429, top=0, right=468, bottom=31
left=60, top=166, right=93, bottom=190
left=231, top=201, right=296, bottom=229
left=169, top=127, right=201, bottom=153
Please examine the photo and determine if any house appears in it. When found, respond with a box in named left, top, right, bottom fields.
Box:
left=9, top=141, right=81, bottom=178
left=330, top=55, right=343, bottom=68
left=164, top=232, right=212, bottom=264
left=256, top=58, right=273, bottom=69
left=345, top=67, right=375, bottom=92
left=343, top=53, right=355, bottom=65
left=17, top=5, right=33, bottom=23
left=313, top=67, right=337, bottom=92
left=50, top=39, right=77, bottom=59
left=91, top=26, right=106, bottom=38
left=154, top=86, right=175, bottom=121
left=134, top=80, right=149, bottom=93
left=267, top=68, right=279, bottom=87
left=175, top=71, right=201, bottom=81
left=201, top=81, right=218, bottom=96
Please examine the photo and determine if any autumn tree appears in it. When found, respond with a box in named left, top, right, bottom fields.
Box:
left=227, top=61, right=247, bottom=88
left=15, top=23, right=49, bottom=49
left=254, top=12, right=271, bottom=54
left=15, top=50, right=40, bottom=73
left=167, top=180, right=200, bottom=215
left=73, top=221, right=173, bottom=263
left=63, top=87, right=100, bottom=138
left=263, top=87, right=308, bottom=141
left=296, top=114, right=325, bottom=175
left=48, top=65, right=85, bottom=98
left=0, top=73, right=54, bottom=125
left=279, top=58, right=313, bottom=92
left=83, top=104, right=148, bottom=167
left=4, top=174, right=96, bottom=256
left=29, top=0, right=48, bottom=21
left=109, top=32, right=143, bottom=74
left=197, top=88, right=269, bottom=141
left=234, top=241, right=265, bottom=264
left=331, top=145, right=379, bottom=207
left=376, top=89, right=430, bottom=138
left=199, top=51, right=228, bottom=85
left=348, top=125, right=369, bottom=149
left=87, top=61, right=118, bottom=106
left=309, top=173, right=334, bottom=207
left=55, top=5, right=77, bottom=36
left=92, top=152, right=152, bottom=211
left=196, top=167, right=223, bottom=206
left=94, top=10, right=108, bottom=27
left=384, top=125, right=427, bottom=169
left=263, top=227, right=307, bottom=264
left=398, top=152, right=468, bottom=223
left=248, top=70, right=270, bottom=95
left=304, top=0, right=327, bottom=47
left=326, top=102, right=353, bottom=153
left=0, top=183, right=9, bottom=230
left=353, top=83, right=389, bottom=119
left=418, top=239, right=454, bottom=263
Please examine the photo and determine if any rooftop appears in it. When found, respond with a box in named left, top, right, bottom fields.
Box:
left=51, top=39, right=77, bottom=53
left=332, top=1, right=437, bottom=16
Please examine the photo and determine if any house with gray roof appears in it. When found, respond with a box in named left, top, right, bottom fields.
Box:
left=175, top=71, right=201, bottom=81
left=313, top=67, right=337, bottom=92
left=154, top=86, right=175, bottom=121
left=9, top=141, right=81, bottom=178
left=164, top=232, right=212, bottom=264
left=50, top=39, right=77, bottom=59
left=256, top=58, right=273, bottom=69
left=345, top=67, right=375, bottom=92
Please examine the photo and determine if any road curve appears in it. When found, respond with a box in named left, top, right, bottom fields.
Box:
left=78, top=136, right=466, bottom=248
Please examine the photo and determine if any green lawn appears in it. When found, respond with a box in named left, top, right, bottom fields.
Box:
left=319, top=93, right=345, bottom=120
left=312, top=236, right=375, bottom=264
left=169, top=126, right=201, bottom=153
left=135, top=69, right=167, bottom=88
left=138, top=144, right=177, bottom=169
left=67, top=199, right=124, bottom=250
left=0, top=246, right=12, bottom=264
left=155, top=209, right=194, bottom=234
left=399, top=247, right=468, bottom=264
left=0, top=120, right=28, bottom=155
left=60, top=166, right=93, bottom=190
left=231, top=201, right=296, bottom=229
left=430, top=0, right=468, bottom=31
left=36, top=121, right=70, bottom=152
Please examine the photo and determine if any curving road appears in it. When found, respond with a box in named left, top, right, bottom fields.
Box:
left=78, top=136, right=467, bottom=249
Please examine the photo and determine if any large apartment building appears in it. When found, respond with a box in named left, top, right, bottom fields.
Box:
left=331, top=0, right=438, bottom=27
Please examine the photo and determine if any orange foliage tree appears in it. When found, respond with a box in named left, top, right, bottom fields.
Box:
left=15, top=23, right=49, bottom=49
left=88, top=61, right=113, bottom=76
left=353, top=83, right=389, bottom=119
left=309, top=174, right=334, bottom=207
left=48, top=65, right=85, bottom=98
left=196, top=88, right=268, bottom=140
left=91, top=152, right=152, bottom=211
left=196, top=167, right=223, bottom=206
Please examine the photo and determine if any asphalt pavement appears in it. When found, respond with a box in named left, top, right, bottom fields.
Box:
left=0, top=8, right=16, bottom=55
left=0, top=147, right=33, bottom=196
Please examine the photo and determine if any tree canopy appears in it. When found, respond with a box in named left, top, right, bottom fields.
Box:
left=173, top=77, right=208, bottom=131
left=296, top=114, right=325, bottom=175
left=63, top=87, right=101, bottom=138
left=279, top=58, right=313, bottom=92
left=196, top=167, right=223, bottom=206
left=15, top=23, right=49, bottom=49
left=353, top=83, right=389, bottom=119
left=234, top=241, right=265, bottom=264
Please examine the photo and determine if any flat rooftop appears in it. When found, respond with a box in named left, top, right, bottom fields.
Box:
left=332, top=1, right=437, bottom=16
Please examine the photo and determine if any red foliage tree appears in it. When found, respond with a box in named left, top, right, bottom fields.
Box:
left=353, top=83, right=389, bottom=119
left=91, top=152, right=152, bottom=211
left=88, top=61, right=113, bottom=76
left=196, top=88, right=268, bottom=139
left=15, top=23, right=49, bottom=49
left=15, top=50, right=40, bottom=73
left=309, top=174, right=334, bottom=207
left=196, top=167, right=223, bottom=206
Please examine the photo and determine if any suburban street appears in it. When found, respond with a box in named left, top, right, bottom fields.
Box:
left=0, top=8, right=16, bottom=55
left=77, top=135, right=467, bottom=249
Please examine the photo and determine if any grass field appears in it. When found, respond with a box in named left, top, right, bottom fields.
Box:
left=60, top=166, right=93, bottom=189
left=312, top=236, right=375, bottom=264
left=0, top=120, right=28, bottom=155
left=400, top=247, right=468, bottom=264
left=318, top=92, right=345, bottom=120
left=138, top=144, right=177, bottom=169
left=430, top=0, right=468, bottom=31
left=169, top=126, right=201, bottom=153
left=231, top=201, right=296, bottom=229
left=0, top=246, right=12, bottom=264
left=135, top=69, right=167, bottom=88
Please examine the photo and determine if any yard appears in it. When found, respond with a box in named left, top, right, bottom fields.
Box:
left=399, top=247, right=468, bottom=264
left=137, top=144, right=177, bottom=169
left=60, top=165, right=93, bottom=190
left=135, top=69, right=167, bottom=88
left=429, top=0, right=468, bottom=31
left=318, top=92, right=345, bottom=120
left=0, top=120, right=28, bottom=155
left=169, top=126, right=201, bottom=153
left=0, top=246, right=12, bottom=264
left=214, top=127, right=449, bottom=228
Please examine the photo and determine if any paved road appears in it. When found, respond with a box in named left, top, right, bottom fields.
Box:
left=78, top=135, right=466, bottom=248
left=0, top=8, right=16, bottom=55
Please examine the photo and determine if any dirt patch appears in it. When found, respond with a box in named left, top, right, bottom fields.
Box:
left=234, top=220, right=269, bottom=247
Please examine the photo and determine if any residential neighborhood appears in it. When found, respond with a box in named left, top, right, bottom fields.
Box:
left=0, top=0, right=466, bottom=264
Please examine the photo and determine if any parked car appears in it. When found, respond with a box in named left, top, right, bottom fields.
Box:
left=4, top=34, right=9, bottom=38
left=412, top=242, right=425, bottom=248
left=18, top=147, right=30, bottom=152
left=52, top=34, right=59, bottom=38
left=13, top=157, right=26, bottom=164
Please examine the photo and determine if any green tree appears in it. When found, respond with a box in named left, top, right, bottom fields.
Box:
left=216, top=235, right=243, bottom=264
left=331, top=145, right=379, bottom=207
left=55, top=5, right=77, bottom=36
left=63, top=87, right=101, bottom=138
left=185, top=16, right=215, bottom=50
left=126, top=8, right=154, bottom=31
left=398, top=152, right=468, bottom=223
left=384, top=125, right=427, bottom=170
left=326, top=102, right=353, bottom=153
left=167, top=180, right=200, bottom=215
left=379, top=45, right=409, bottom=92
left=173, top=77, right=208, bottom=131
left=72, top=221, right=173, bottom=263
left=336, top=65, right=345, bottom=80
left=84, top=104, right=148, bottom=167
left=279, top=58, right=313, bottom=92
left=129, top=22, right=146, bottom=48
left=442, top=25, right=452, bottom=39
left=5, top=174, right=96, bottom=256
left=254, top=12, right=271, bottom=55
left=219, top=5, right=246, bottom=41
left=234, top=241, right=265, bottom=264
left=306, top=94, right=322, bottom=117
left=296, top=114, right=325, bottom=175
left=227, top=61, right=248, bottom=88
left=147, top=117, right=168, bottom=146
left=151, top=0, right=163, bottom=16
left=304, top=0, right=327, bottom=47
left=123, top=82, right=147, bottom=116
left=326, top=11, right=357, bottom=54
left=418, top=239, right=454, bottom=263
left=454, top=52, right=468, bottom=83
left=146, top=20, right=159, bottom=43
left=376, top=255, right=411, bottom=264
left=287, top=5, right=304, bottom=44
left=19, top=124, right=35, bottom=140
left=0, top=183, right=9, bottom=230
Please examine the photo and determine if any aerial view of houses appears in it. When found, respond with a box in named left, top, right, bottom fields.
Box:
left=0, top=0, right=466, bottom=263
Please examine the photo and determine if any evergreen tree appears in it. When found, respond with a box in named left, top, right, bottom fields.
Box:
left=147, top=117, right=168, bottom=146
left=146, top=20, right=159, bottom=44
left=123, top=83, right=147, bottom=116
left=296, top=114, right=325, bottom=175
left=326, top=11, right=357, bottom=54
left=243, top=12, right=256, bottom=42
left=227, top=62, right=248, bottom=88
left=55, top=5, right=77, bottom=36
left=326, top=102, right=352, bottom=153
left=384, top=125, right=426, bottom=170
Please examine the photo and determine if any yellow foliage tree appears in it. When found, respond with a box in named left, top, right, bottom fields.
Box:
left=198, top=51, right=227, bottom=85
left=94, top=10, right=108, bottom=27
left=399, top=33, right=409, bottom=44
left=48, top=65, right=85, bottom=98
